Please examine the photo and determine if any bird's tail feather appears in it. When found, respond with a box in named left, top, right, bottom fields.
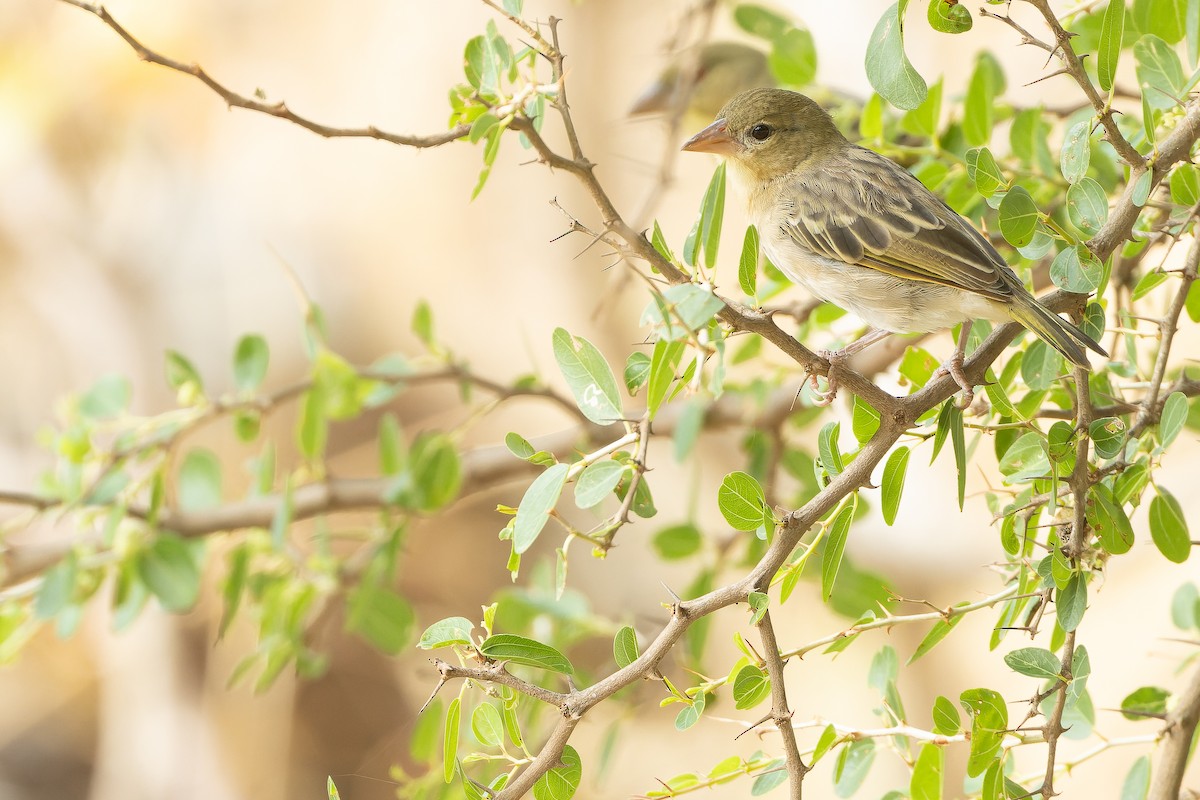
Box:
left=1008, top=296, right=1107, bottom=368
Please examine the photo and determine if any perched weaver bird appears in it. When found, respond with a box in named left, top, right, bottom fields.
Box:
left=630, top=42, right=775, bottom=127
left=682, top=88, right=1105, bottom=406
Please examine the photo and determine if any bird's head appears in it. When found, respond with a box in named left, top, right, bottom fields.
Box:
left=681, top=88, right=844, bottom=182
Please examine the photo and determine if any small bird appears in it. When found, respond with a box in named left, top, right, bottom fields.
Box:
left=630, top=42, right=775, bottom=127
left=682, top=88, right=1106, bottom=406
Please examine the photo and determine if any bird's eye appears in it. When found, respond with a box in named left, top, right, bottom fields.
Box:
left=749, top=123, right=774, bottom=141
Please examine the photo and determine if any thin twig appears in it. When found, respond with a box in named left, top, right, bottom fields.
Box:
left=56, top=0, right=469, bottom=148
left=756, top=610, right=808, bottom=798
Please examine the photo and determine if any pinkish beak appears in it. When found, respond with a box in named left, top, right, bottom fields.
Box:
left=681, top=119, right=740, bottom=156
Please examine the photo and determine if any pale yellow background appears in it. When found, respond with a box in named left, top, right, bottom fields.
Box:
left=0, top=1, right=1197, bottom=798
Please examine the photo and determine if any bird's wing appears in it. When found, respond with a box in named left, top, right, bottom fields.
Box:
left=780, top=146, right=1016, bottom=302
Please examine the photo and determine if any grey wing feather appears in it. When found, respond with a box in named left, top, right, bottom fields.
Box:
left=782, top=146, right=1017, bottom=301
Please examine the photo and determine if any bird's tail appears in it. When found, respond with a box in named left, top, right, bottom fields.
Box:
left=1008, top=294, right=1107, bottom=368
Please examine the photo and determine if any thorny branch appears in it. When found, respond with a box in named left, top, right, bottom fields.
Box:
left=37, top=1, right=1200, bottom=797
left=756, top=610, right=807, bottom=799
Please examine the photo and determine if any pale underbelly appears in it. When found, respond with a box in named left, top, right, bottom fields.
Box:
left=763, top=239, right=1011, bottom=334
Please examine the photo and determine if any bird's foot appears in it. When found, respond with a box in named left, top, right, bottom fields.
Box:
left=808, top=348, right=847, bottom=406
left=935, top=353, right=975, bottom=410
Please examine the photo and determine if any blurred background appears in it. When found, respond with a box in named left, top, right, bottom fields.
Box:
left=0, top=0, right=1197, bottom=798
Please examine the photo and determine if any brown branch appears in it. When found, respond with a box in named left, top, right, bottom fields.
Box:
left=1140, top=236, right=1200, bottom=426
left=756, top=610, right=808, bottom=798
left=1022, top=0, right=1145, bottom=168
left=1089, top=96, right=1200, bottom=261
left=434, top=659, right=568, bottom=708
left=1149, top=659, right=1200, bottom=800
left=56, top=0, right=469, bottom=148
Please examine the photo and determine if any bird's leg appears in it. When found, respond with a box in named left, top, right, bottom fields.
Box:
left=809, top=328, right=893, bottom=405
left=935, top=322, right=976, bottom=409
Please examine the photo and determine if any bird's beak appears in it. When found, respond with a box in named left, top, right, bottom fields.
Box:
left=682, top=119, right=739, bottom=155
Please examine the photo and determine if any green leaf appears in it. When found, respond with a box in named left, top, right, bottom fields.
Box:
left=822, top=496, right=858, bottom=601
left=1011, top=109, right=1055, bottom=174
left=165, top=350, right=204, bottom=399
left=613, top=625, right=639, bottom=668
left=851, top=396, right=881, bottom=443
left=533, top=744, right=581, bottom=800
left=1159, top=391, right=1188, bottom=447
left=1058, top=573, right=1088, bottom=631
left=910, top=742, right=944, bottom=800
left=178, top=448, right=222, bottom=511
left=902, top=78, right=943, bottom=137
left=1060, top=121, right=1092, bottom=184
left=748, top=591, right=769, bottom=624
left=968, top=147, right=1006, bottom=196
left=734, top=4, right=791, bottom=38
left=624, top=352, right=651, bottom=394
left=137, top=534, right=203, bottom=612
left=881, top=446, right=911, bottom=526
left=327, top=776, right=341, bottom=800
left=1171, top=163, right=1200, bottom=206
left=1121, top=685, right=1170, bottom=719
left=1127, top=173, right=1151, bottom=214
left=675, top=691, right=706, bottom=730
left=932, top=695, right=961, bottom=735
left=998, top=186, right=1039, bottom=247
left=512, top=463, right=569, bottom=554
left=1066, top=177, right=1109, bottom=236
left=927, top=0, right=972, bottom=33
left=296, top=389, right=327, bottom=461
left=1018, top=341, right=1062, bottom=394
left=574, top=460, right=626, bottom=509
left=1049, top=245, right=1103, bottom=293
left=751, top=764, right=788, bottom=796
left=1133, top=271, right=1169, bottom=300
left=479, top=634, right=573, bottom=673
left=552, top=328, right=623, bottom=425
left=652, top=522, right=703, bottom=560
left=769, top=28, right=819, bottom=86
left=951, top=401, right=966, bottom=510
left=1090, top=416, right=1127, bottom=459
left=960, top=688, right=1008, bottom=777
left=739, top=225, right=760, bottom=297
left=812, top=724, right=839, bottom=764
left=860, top=92, right=884, bottom=139
left=698, top=163, right=727, bottom=270
left=1171, top=582, right=1199, bottom=630
left=963, top=54, right=999, bottom=145
left=412, top=299, right=434, bottom=347
left=402, top=433, right=462, bottom=512
left=1135, top=0, right=1186, bottom=42
left=818, top=421, right=845, bottom=476
left=865, top=3, right=928, bottom=110
left=1135, top=34, right=1187, bottom=109
left=718, top=471, right=770, bottom=531
left=346, top=583, right=413, bottom=654
left=1088, top=482, right=1135, bottom=554
left=733, top=664, right=772, bottom=709
left=233, top=334, right=269, bottom=392
left=34, top=553, right=77, bottom=619
left=418, top=616, right=475, bottom=649
left=471, top=702, right=504, bottom=748
left=834, top=738, right=876, bottom=797
left=443, top=697, right=460, bottom=783
left=647, top=339, right=686, bottom=420
left=1150, top=488, right=1190, bottom=562
left=81, top=374, right=131, bottom=420
left=1098, top=0, right=1126, bottom=91
left=998, top=431, right=1052, bottom=481
left=1121, top=755, right=1151, bottom=800
left=910, top=614, right=963, bottom=663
